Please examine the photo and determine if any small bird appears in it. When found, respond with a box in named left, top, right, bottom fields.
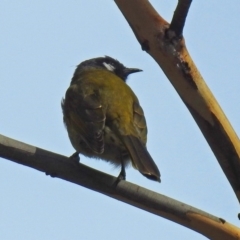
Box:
left=62, top=56, right=160, bottom=182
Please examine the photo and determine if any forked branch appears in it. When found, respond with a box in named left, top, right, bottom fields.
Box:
left=114, top=0, right=240, bottom=202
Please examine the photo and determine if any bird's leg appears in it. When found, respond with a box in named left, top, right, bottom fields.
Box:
left=117, top=157, right=126, bottom=181
left=69, top=151, right=80, bottom=164
left=113, top=159, right=126, bottom=186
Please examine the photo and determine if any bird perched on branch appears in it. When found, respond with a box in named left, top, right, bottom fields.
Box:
left=62, top=56, right=160, bottom=182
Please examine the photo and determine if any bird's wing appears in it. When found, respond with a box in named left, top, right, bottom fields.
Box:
left=63, top=85, right=105, bottom=154
left=132, top=102, right=147, bottom=144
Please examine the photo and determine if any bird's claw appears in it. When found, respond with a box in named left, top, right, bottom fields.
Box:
left=69, top=152, right=80, bottom=164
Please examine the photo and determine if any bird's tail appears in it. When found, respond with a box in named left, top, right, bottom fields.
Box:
left=121, top=135, right=160, bottom=182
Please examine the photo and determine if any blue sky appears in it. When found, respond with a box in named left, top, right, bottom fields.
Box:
left=1, top=1, right=240, bottom=239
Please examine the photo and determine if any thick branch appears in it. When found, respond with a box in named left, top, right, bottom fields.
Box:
left=1, top=134, right=240, bottom=239
left=114, top=0, right=240, bottom=202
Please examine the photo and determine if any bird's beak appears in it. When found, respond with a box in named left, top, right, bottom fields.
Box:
left=124, top=68, right=143, bottom=75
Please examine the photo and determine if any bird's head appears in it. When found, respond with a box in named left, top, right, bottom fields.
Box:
left=73, top=56, right=142, bottom=82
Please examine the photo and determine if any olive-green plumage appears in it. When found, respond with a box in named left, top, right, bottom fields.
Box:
left=62, top=56, right=160, bottom=182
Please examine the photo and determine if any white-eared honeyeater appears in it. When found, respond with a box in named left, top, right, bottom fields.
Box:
left=62, top=56, right=160, bottom=182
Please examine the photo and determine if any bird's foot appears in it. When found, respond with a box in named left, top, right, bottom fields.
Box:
left=117, top=169, right=126, bottom=181
left=113, top=168, right=126, bottom=186
left=69, top=152, right=80, bottom=165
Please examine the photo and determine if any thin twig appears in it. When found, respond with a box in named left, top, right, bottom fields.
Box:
left=169, top=0, right=192, bottom=37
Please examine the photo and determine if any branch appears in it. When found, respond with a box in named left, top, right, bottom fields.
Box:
left=114, top=0, right=240, bottom=202
left=169, top=0, right=192, bottom=37
left=0, top=134, right=240, bottom=239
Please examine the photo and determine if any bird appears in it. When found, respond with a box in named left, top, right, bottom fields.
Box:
left=61, top=56, right=160, bottom=182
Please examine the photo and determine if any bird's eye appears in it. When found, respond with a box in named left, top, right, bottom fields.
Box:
left=103, top=62, right=115, bottom=72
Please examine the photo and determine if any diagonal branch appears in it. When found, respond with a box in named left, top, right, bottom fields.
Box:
left=114, top=0, right=240, bottom=202
left=0, top=134, right=240, bottom=239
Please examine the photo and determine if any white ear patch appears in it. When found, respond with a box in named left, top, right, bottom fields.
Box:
left=103, top=62, right=115, bottom=72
